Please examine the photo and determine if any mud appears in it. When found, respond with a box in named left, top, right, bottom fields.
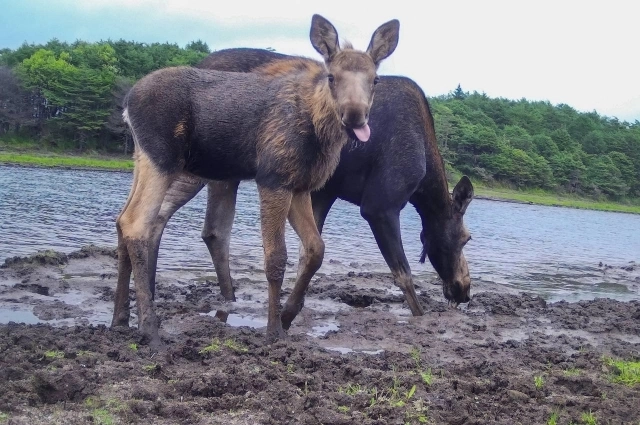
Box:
left=0, top=246, right=639, bottom=424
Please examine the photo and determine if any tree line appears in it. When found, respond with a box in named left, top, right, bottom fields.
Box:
left=1, top=40, right=639, bottom=200
left=431, top=85, right=640, bottom=199
left=0, top=39, right=209, bottom=152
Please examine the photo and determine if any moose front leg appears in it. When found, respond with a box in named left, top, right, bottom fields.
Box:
left=281, top=192, right=328, bottom=329
left=257, top=186, right=292, bottom=343
left=362, top=208, right=424, bottom=316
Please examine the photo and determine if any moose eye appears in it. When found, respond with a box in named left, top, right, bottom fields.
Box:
left=328, top=74, right=334, bottom=83
left=373, top=76, right=380, bottom=85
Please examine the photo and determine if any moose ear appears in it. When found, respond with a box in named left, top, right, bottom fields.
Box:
left=366, top=19, right=400, bottom=67
left=452, top=176, right=474, bottom=215
left=310, top=14, right=340, bottom=63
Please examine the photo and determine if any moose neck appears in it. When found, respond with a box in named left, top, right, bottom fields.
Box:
left=309, top=77, right=346, bottom=154
left=410, top=97, right=453, bottom=223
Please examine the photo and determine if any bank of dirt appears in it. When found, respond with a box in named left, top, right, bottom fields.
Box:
left=0, top=246, right=639, bottom=424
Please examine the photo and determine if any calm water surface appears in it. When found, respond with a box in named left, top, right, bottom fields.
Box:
left=1, top=165, right=638, bottom=302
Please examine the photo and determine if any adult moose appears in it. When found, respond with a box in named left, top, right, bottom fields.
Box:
left=200, top=50, right=475, bottom=328
left=128, top=47, right=474, bottom=332
left=111, top=15, right=400, bottom=346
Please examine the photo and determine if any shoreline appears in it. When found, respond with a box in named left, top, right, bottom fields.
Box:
left=2, top=155, right=639, bottom=215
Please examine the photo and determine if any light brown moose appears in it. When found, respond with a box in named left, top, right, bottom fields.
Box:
left=112, top=14, right=400, bottom=346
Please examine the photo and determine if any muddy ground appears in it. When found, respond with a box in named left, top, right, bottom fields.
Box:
left=0, top=246, right=639, bottom=425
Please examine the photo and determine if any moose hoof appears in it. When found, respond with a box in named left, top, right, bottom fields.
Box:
left=281, top=301, right=303, bottom=330
left=265, top=324, right=288, bottom=344
left=111, top=314, right=130, bottom=328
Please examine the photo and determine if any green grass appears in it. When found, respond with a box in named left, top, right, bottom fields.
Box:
left=223, top=338, right=249, bottom=353
left=603, top=357, right=640, bottom=385
left=142, top=363, right=158, bottom=372
left=199, top=339, right=221, bottom=354
left=473, top=185, right=640, bottom=214
left=547, top=411, right=559, bottom=425
left=92, top=408, right=115, bottom=425
left=128, top=342, right=138, bottom=352
left=420, top=369, right=433, bottom=386
left=0, top=412, right=8, bottom=422
left=0, top=152, right=133, bottom=170
left=199, top=338, right=248, bottom=355
left=581, top=411, right=597, bottom=425
left=534, top=375, right=545, bottom=389
left=563, top=367, right=582, bottom=377
left=43, top=350, right=65, bottom=360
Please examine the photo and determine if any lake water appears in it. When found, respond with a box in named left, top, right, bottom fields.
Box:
left=1, top=165, right=639, bottom=303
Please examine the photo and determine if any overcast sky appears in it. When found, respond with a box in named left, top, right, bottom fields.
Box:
left=2, top=0, right=638, bottom=122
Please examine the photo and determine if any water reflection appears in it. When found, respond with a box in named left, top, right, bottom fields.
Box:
left=1, top=165, right=639, bottom=302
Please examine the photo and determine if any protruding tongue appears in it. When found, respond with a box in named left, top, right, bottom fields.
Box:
left=353, top=124, right=371, bottom=142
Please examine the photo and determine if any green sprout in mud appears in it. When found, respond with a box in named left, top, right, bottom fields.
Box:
left=581, top=411, right=597, bottom=425
left=563, top=367, right=581, bottom=377
left=43, top=350, right=64, bottom=360
left=410, top=347, right=421, bottom=366
left=370, top=379, right=416, bottom=409
left=339, top=383, right=364, bottom=396
left=199, top=339, right=221, bottom=354
left=223, top=338, right=248, bottom=353
left=286, top=363, right=295, bottom=374
left=547, top=411, right=559, bottom=425
left=128, top=342, right=138, bottom=352
left=199, top=338, right=248, bottom=355
left=0, top=412, right=8, bottom=422
left=420, top=369, right=433, bottom=386
left=534, top=375, right=544, bottom=389
left=337, top=405, right=350, bottom=414
left=602, top=356, right=640, bottom=386
left=404, top=398, right=429, bottom=424
left=142, top=363, right=158, bottom=372
left=92, top=409, right=114, bottom=425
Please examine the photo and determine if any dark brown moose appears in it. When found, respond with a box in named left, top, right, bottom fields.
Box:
left=112, top=15, right=400, bottom=346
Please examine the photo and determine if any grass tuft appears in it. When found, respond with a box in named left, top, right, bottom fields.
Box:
left=0, top=152, right=133, bottom=171
left=44, top=350, right=64, bottom=360
left=603, top=357, right=640, bottom=385
left=581, top=410, right=597, bottom=425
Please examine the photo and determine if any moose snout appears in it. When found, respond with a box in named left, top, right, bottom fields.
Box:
left=340, top=103, right=369, bottom=129
left=444, top=280, right=471, bottom=304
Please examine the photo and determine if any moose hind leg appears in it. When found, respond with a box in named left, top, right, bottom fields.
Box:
left=148, top=173, right=206, bottom=298
left=112, top=164, right=140, bottom=328
left=282, top=192, right=328, bottom=330
left=202, top=180, right=240, bottom=301
left=117, top=152, right=175, bottom=347
left=258, top=186, right=292, bottom=343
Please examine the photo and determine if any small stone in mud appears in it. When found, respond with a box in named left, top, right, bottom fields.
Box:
left=506, top=389, right=529, bottom=402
